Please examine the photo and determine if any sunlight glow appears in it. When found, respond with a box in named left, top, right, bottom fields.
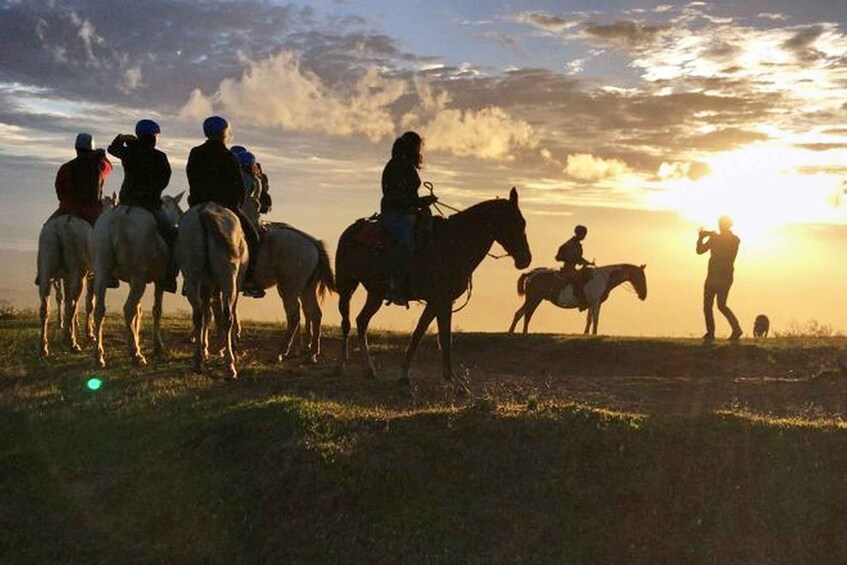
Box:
left=653, top=145, right=847, bottom=246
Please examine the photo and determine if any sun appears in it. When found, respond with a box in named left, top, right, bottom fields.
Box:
left=655, top=145, right=847, bottom=243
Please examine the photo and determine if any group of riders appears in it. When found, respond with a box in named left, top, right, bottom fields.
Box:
left=44, top=117, right=739, bottom=340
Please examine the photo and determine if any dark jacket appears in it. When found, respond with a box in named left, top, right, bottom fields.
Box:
left=186, top=139, right=245, bottom=211
left=697, top=231, right=740, bottom=285
left=381, top=157, right=423, bottom=215
left=108, top=135, right=171, bottom=210
left=55, top=149, right=113, bottom=225
left=556, top=237, right=589, bottom=266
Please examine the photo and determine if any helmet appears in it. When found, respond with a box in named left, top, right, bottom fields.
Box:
left=202, top=115, right=229, bottom=138
left=574, top=224, right=588, bottom=237
left=230, top=145, right=247, bottom=155
left=135, top=119, right=161, bottom=137
left=74, top=133, right=94, bottom=151
left=238, top=151, right=256, bottom=168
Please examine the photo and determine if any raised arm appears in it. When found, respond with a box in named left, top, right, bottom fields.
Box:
left=696, top=234, right=710, bottom=255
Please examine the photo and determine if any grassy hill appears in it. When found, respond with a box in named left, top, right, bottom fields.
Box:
left=2, top=314, right=847, bottom=563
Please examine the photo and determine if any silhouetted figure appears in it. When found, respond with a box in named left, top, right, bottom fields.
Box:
left=379, top=131, right=437, bottom=306
left=555, top=224, right=593, bottom=308
left=697, top=216, right=742, bottom=342
left=107, top=120, right=178, bottom=293
left=186, top=116, right=264, bottom=298
left=754, top=314, right=770, bottom=338
left=49, top=133, right=113, bottom=226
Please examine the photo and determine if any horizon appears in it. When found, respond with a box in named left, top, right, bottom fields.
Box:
left=2, top=0, right=847, bottom=337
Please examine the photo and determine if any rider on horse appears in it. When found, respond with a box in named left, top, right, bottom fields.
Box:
left=107, top=120, right=178, bottom=293
left=186, top=116, right=265, bottom=298
left=38, top=133, right=113, bottom=286
left=232, top=145, right=272, bottom=215
left=380, top=131, right=437, bottom=306
left=556, top=224, right=594, bottom=307
left=50, top=133, right=113, bottom=226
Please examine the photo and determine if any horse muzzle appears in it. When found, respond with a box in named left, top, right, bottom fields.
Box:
left=514, top=253, right=531, bottom=270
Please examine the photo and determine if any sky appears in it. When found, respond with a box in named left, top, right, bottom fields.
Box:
left=2, top=0, right=847, bottom=336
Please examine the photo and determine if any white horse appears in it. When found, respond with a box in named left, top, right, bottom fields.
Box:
left=177, top=202, right=247, bottom=379
left=37, top=195, right=116, bottom=357
left=253, top=223, right=336, bottom=364
left=509, top=264, right=648, bottom=335
left=91, top=193, right=184, bottom=367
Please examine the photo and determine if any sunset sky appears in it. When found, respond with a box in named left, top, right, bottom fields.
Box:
left=2, top=0, right=847, bottom=337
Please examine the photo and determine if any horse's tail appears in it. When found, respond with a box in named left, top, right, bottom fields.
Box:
left=311, top=239, right=337, bottom=301
left=517, top=272, right=530, bottom=296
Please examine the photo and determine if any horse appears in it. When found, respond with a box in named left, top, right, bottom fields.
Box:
left=509, top=264, right=647, bottom=335
left=177, top=202, right=247, bottom=379
left=91, top=193, right=184, bottom=367
left=335, top=187, right=532, bottom=386
left=253, top=223, right=336, bottom=364
left=37, top=194, right=116, bottom=357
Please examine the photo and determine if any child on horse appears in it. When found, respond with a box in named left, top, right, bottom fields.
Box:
left=556, top=224, right=594, bottom=308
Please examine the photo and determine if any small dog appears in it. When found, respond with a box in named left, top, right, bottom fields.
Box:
left=753, top=314, right=770, bottom=338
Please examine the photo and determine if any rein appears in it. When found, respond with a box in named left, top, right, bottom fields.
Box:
left=424, top=181, right=510, bottom=260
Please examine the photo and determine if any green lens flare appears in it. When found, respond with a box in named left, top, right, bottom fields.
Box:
left=86, top=378, right=103, bottom=391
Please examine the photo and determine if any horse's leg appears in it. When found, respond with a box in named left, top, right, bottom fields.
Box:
left=123, top=280, right=147, bottom=366
left=523, top=295, right=544, bottom=334
left=54, top=280, right=64, bottom=330
left=508, top=300, right=526, bottom=334
left=356, top=292, right=383, bottom=379
left=435, top=302, right=466, bottom=394
left=152, top=283, right=166, bottom=357
left=220, top=284, right=238, bottom=380
left=63, top=276, right=84, bottom=352
left=591, top=303, right=601, bottom=335
left=335, top=280, right=359, bottom=376
left=84, top=273, right=95, bottom=341
left=92, top=276, right=108, bottom=368
left=399, top=303, right=437, bottom=385
left=38, top=278, right=51, bottom=358
left=232, top=294, right=242, bottom=348
left=302, top=286, right=322, bottom=364
left=583, top=309, right=592, bottom=335
left=276, top=283, right=301, bottom=363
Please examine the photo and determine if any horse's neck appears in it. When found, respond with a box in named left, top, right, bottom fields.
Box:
left=444, top=206, right=496, bottom=273
left=600, top=265, right=632, bottom=293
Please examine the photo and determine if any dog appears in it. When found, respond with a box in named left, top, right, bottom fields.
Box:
left=753, top=314, right=770, bottom=338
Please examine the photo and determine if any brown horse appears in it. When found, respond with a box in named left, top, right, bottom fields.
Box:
left=335, top=187, right=532, bottom=385
left=509, top=264, right=647, bottom=335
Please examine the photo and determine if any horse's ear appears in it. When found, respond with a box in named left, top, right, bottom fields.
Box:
left=174, top=191, right=185, bottom=205
left=640, top=264, right=646, bottom=270
left=509, top=186, right=518, bottom=205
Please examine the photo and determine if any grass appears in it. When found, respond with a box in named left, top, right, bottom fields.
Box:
left=2, top=313, right=847, bottom=563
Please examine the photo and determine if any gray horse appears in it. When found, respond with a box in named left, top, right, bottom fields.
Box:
left=37, top=194, right=116, bottom=357
left=91, top=193, right=184, bottom=367
left=177, top=202, right=246, bottom=379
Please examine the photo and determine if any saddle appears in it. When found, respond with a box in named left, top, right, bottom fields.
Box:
left=350, top=214, right=440, bottom=251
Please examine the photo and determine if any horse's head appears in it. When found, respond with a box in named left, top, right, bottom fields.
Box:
left=490, top=187, right=532, bottom=270
left=161, top=191, right=186, bottom=225
left=629, top=264, right=648, bottom=300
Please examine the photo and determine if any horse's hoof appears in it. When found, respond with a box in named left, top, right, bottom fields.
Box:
left=132, top=355, right=147, bottom=367
left=40, top=347, right=49, bottom=358
left=225, top=367, right=238, bottom=381
left=96, top=357, right=106, bottom=369
left=69, top=343, right=82, bottom=353
left=454, top=382, right=471, bottom=397
left=304, top=355, right=318, bottom=366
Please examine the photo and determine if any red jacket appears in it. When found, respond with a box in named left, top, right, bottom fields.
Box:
left=55, top=150, right=113, bottom=225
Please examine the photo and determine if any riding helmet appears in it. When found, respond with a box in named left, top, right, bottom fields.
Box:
left=135, top=119, right=161, bottom=137
left=202, top=115, right=229, bottom=138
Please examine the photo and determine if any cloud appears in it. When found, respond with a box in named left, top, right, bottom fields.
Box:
left=513, top=11, right=580, bottom=33
left=657, top=161, right=710, bottom=180
left=782, top=25, right=826, bottom=62
left=583, top=20, right=670, bottom=49
left=758, top=13, right=790, bottom=21
left=565, top=153, right=630, bottom=181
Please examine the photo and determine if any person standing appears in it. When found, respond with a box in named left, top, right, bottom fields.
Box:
left=697, top=215, right=742, bottom=342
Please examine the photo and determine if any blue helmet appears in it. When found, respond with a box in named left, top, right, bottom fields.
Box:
left=74, top=133, right=94, bottom=150
left=239, top=151, right=256, bottom=168
left=135, top=119, right=161, bottom=137
left=202, top=115, right=229, bottom=138
left=230, top=145, right=247, bottom=155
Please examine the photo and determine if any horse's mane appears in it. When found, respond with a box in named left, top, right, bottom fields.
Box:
left=446, top=198, right=509, bottom=222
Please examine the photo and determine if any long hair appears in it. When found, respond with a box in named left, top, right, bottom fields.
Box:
left=391, top=131, right=423, bottom=169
